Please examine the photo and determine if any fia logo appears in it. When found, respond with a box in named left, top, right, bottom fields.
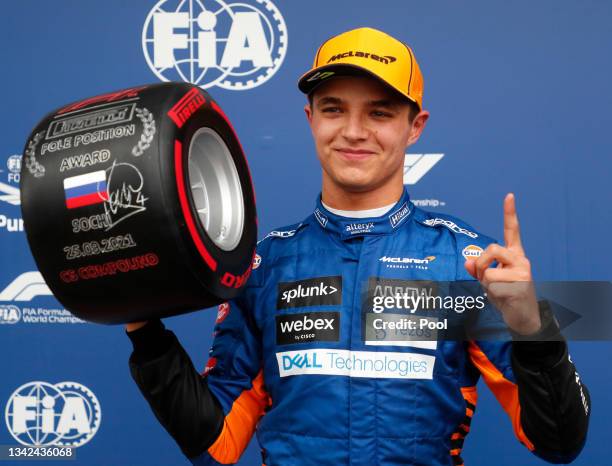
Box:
left=142, top=0, right=288, bottom=91
left=403, top=154, right=445, bottom=185
left=5, top=381, right=101, bottom=447
left=0, top=305, right=20, bottom=324
left=5, top=155, right=21, bottom=184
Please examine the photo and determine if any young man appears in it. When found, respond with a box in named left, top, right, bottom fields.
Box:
left=127, top=28, right=590, bottom=465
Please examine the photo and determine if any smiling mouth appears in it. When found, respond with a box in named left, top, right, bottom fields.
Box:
left=334, top=148, right=376, bottom=160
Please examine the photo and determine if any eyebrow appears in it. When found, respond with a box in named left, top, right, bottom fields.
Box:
left=316, top=96, right=399, bottom=109
left=316, top=96, right=343, bottom=107
left=368, top=99, right=399, bottom=109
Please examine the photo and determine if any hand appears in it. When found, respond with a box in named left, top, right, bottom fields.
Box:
left=464, top=193, right=540, bottom=335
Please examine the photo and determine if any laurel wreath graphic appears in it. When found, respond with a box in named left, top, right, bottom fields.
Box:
left=131, top=107, right=156, bottom=157
left=24, top=131, right=45, bottom=178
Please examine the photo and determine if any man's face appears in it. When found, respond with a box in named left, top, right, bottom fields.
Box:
left=305, top=76, right=428, bottom=196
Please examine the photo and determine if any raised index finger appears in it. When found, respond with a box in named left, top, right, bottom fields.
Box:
left=503, top=193, right=524, bottom=253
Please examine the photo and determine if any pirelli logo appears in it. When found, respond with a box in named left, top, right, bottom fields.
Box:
left=168, top=88, right=206, bottom=128
left=47, top=104, right=136, bottom=140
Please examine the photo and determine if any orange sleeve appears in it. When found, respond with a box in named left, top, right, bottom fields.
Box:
left=207, top=370, right=270, bottom=464
left=467, top=341, right=534, bottom=451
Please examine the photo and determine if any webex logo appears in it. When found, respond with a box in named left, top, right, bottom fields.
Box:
left=276, top=312, right=340, bottom=345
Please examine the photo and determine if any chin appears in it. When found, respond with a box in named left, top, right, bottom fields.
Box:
left=335, top=177, right=378, bottom=193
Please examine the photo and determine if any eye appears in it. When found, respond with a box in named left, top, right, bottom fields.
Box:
left=321, top=106, right=342, bottom=113
left=371, top=110, right=393, bottom=118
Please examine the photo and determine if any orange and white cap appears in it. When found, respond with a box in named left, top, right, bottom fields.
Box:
left=298, top=27, right=424, bottom=109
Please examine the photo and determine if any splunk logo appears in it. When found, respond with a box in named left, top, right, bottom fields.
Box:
left=142, top=0, right=288, bottom=91
left=276, top=349, right=435, bottom=379
left=5, top=381, right=101, bottom=447
left=276, top=276, right=342, bottom=309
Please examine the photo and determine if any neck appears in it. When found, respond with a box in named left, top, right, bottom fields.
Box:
left=321, top=178, right=404, bottom=211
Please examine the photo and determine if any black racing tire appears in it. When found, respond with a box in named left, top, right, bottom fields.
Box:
left=20, top=83, right=257, bottom=324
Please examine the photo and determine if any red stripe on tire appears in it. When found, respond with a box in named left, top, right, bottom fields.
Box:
left=174, top=139, right=217, bottom=272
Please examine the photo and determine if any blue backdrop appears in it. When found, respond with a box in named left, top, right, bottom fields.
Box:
left=1, top=1, right=610, bottom=464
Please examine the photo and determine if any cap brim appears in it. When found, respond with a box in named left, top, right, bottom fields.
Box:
left=298, top=63, right=419, bottom=108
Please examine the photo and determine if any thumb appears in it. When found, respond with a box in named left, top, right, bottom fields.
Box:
left=464, top=259, right=478, bottom=279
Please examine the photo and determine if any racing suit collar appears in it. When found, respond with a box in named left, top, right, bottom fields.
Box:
left=313, top=188, right=414, bottom=240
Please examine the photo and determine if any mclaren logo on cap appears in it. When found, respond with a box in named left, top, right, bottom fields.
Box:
left=327, top=51, right=397, bottom=65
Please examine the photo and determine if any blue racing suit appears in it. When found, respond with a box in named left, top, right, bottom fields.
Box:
left=129, top=188, right=590, bottom=466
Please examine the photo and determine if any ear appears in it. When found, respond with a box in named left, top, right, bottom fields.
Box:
left=407, top=110, right=430, bottom=146
left=304, top=103, right=313, bottom=123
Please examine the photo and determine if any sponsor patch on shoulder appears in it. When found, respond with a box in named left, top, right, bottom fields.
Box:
left=202, top=357, right=217, bottom=376
left=314, top=209, right=328, bottom=228
left=388, top=202, right=411, bottom=228
left=215, top=302, right=230, bottom=324
left=260, top=224, right=303, bottom=243
left=422, top=218, right=478, bottom=238
left=462, top=244, right=484, bottom=259
left=252, top=254, right=262, bottom=270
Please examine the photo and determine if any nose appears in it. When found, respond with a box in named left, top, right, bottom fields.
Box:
left=341, top=112, right=368, bottom=142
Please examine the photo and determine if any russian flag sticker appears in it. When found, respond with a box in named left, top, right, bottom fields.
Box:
left=63, top=170, right=109, bottom=209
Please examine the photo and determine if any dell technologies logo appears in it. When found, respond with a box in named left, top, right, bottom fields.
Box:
left=277, top=276, right=342, bottom=309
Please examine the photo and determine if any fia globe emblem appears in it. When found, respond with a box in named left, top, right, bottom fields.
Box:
left=7, top=155, right=22, bottom=174
left=6, top=154, right=21, bottom=184
left=0, top=305, right=21, bottom=324
left=5, top=381, right=101, bottom=447
left=142, top=0, right=288, bottom=91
